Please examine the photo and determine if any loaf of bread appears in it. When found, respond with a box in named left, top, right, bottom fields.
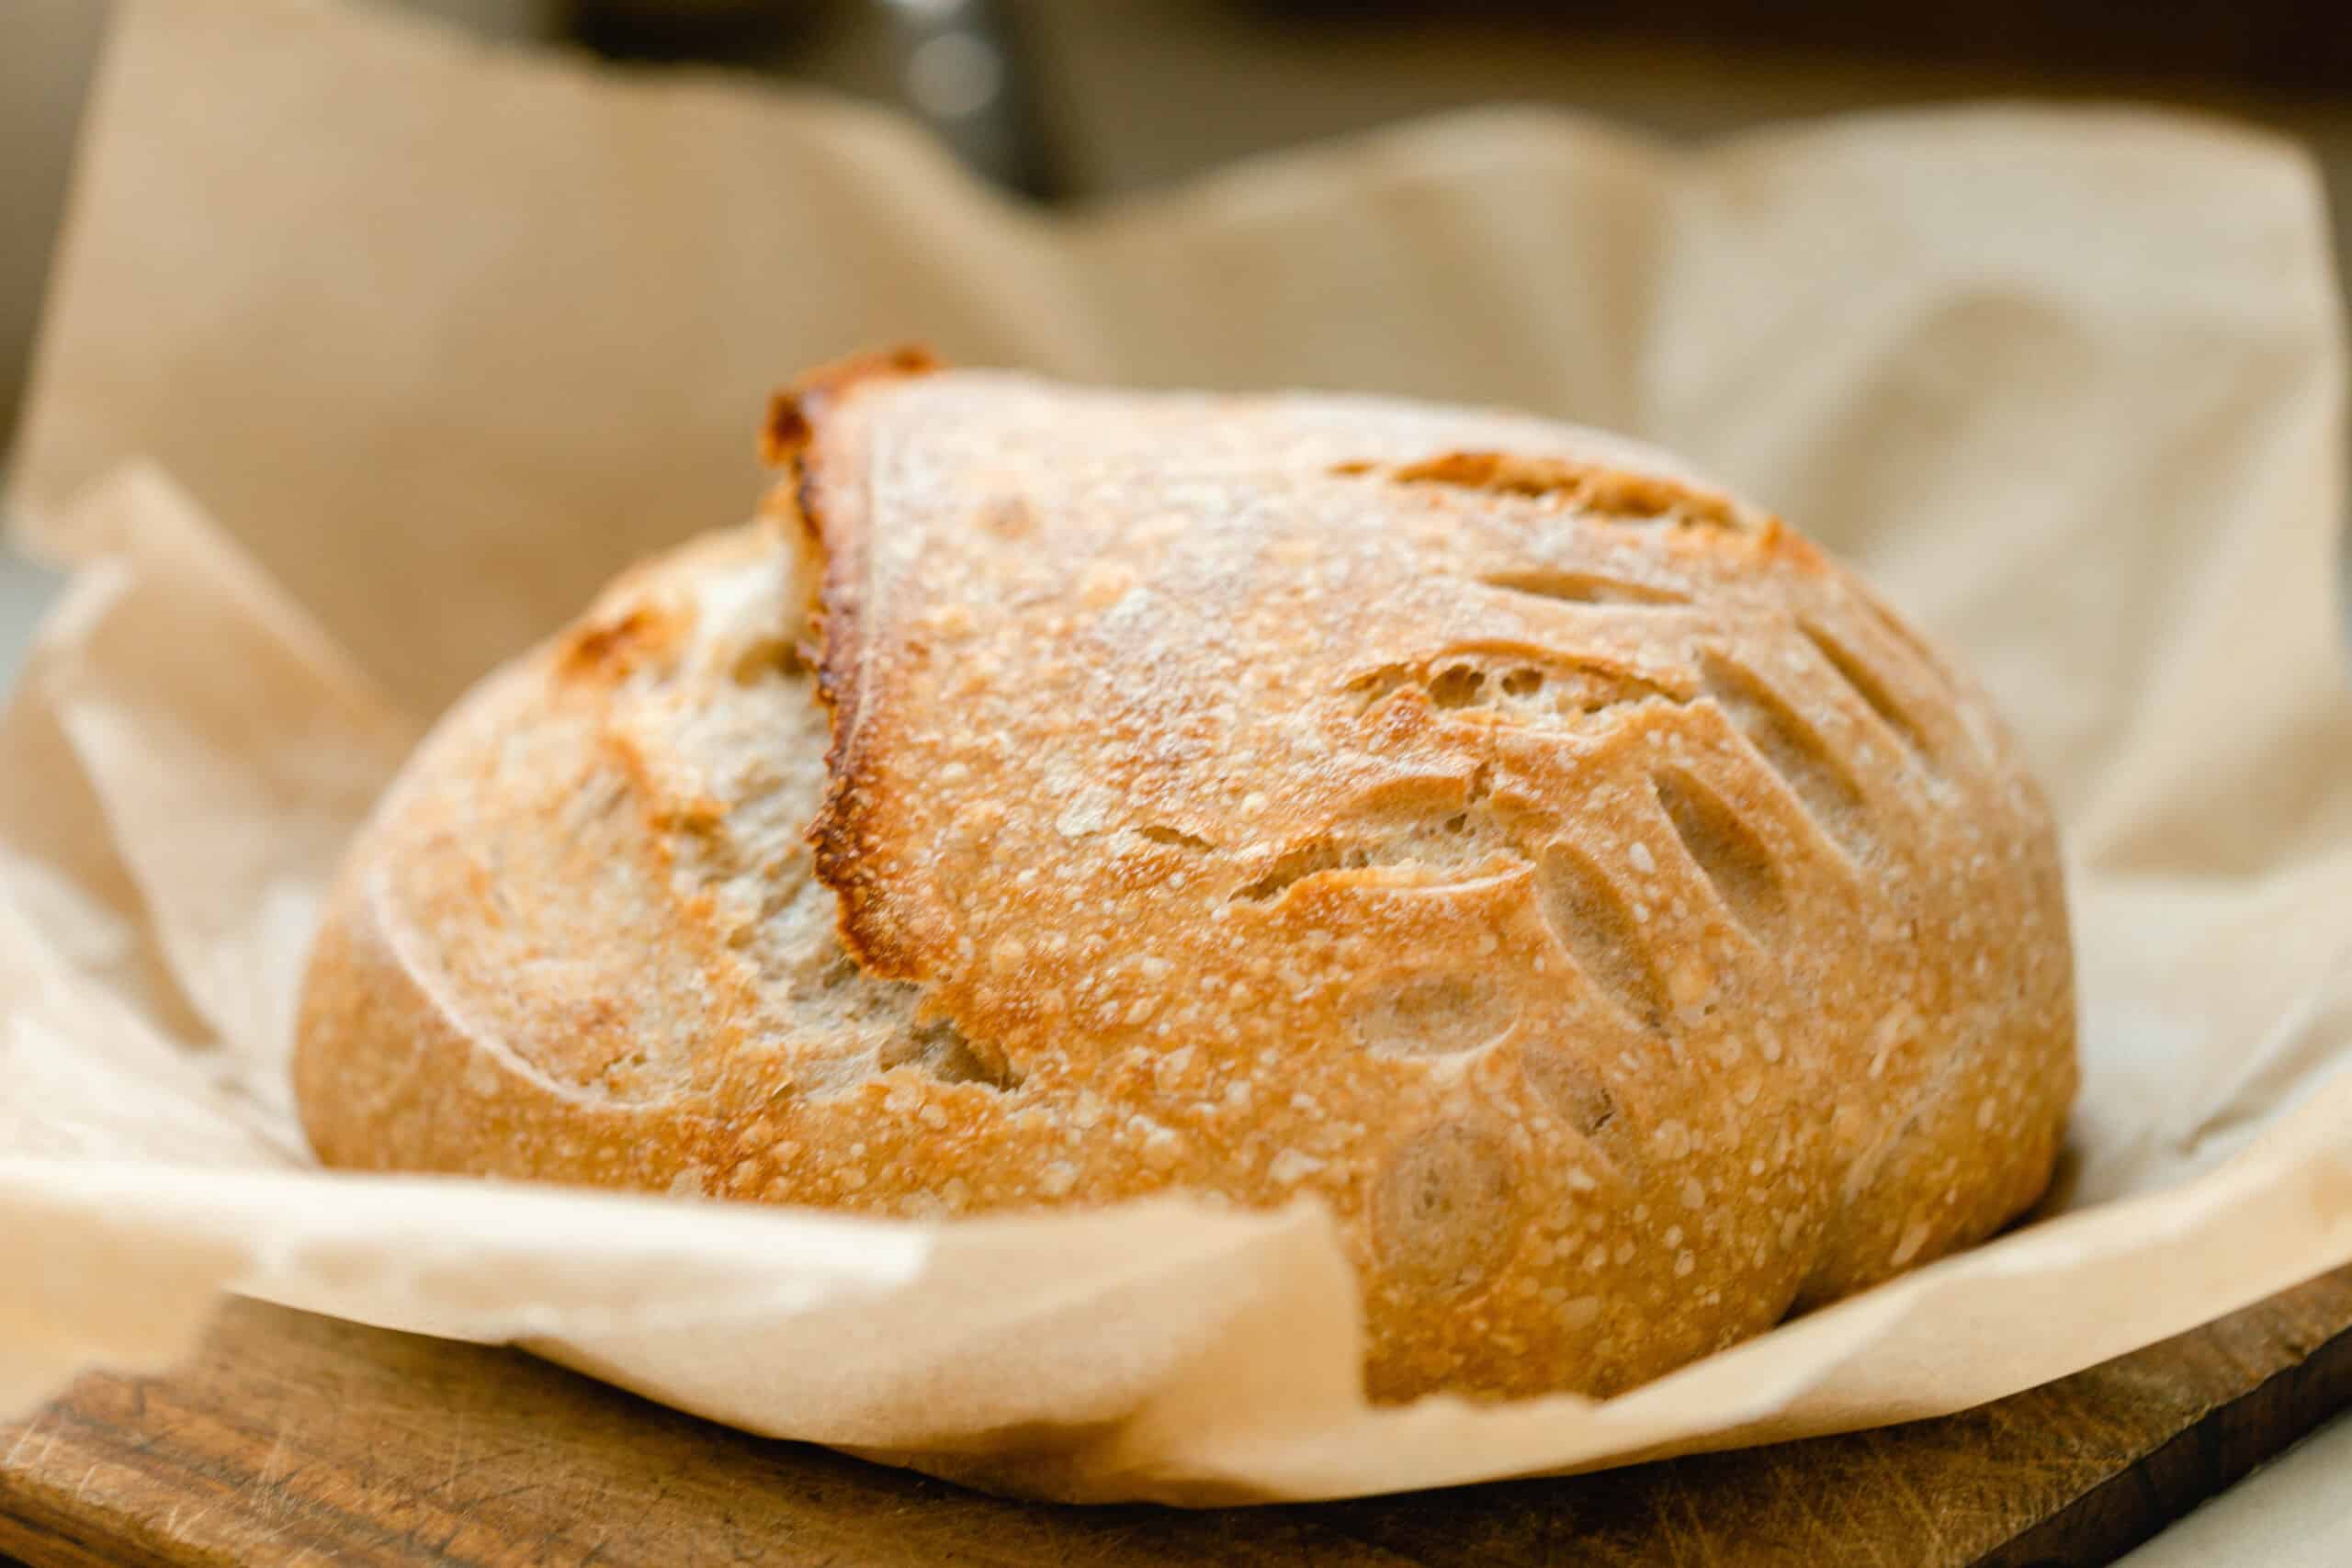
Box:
left=295, top=352, right=2075, bottom=1402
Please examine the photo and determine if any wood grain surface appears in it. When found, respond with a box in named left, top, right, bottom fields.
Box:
left=3, top=1269, right=2349, bottom=1568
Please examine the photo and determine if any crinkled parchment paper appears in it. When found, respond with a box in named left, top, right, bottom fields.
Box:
left=5, top=0, right=2351, bottom=1505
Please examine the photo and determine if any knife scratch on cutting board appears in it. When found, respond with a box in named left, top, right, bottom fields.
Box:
left=163, top=1500, right=217, bottom=1536
left=1876, top=1455, right=1950, bottom=1554
left=0, top=1416, right=52, bottom=1471
left=253, top=1416, right=291, bottom=1490
left=445, top=1410, right=469, bottom=1496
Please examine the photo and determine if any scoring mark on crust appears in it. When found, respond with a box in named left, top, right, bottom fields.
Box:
left=1520, top=1045, right=1643, bottom=1190
left=1349, top=652, right=1676, bottom=727
left=1653, top=767, right=1788, bottom=942
left=1349, top=450, right=1758, bottom=531
left=1137, top=824, right=1215, bottom=852
left=1801, top=618, right=1931, bottom=766
left=1374, top=1121, right=1521, bottom=1295
left=1233, top=840, right=1347, bottom=903
left=1536, top=840, right=1668, bottom=1032
left=1479, top=568, right=1692, bottom=607
left=1700, top=654, right=1871, bottom=863
left=1522, top=1047, right=1619, bottom=1140
left=1349, top=972, right=1518, bottom=1058
left=1227, top=783, right=1514, bottom=907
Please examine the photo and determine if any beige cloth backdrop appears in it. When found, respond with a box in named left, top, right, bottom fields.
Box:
left=2, top=0, right=2350, bottom=1505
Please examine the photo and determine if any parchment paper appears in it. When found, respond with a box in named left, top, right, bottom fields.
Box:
left=5, top=0, right=2351, bottom=1505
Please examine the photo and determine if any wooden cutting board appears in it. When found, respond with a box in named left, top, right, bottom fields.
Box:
left=3, top=1269, right=2348, bottom=1568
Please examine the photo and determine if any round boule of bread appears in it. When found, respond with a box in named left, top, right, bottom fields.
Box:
left=294, top=354, right=2075, bottom=1402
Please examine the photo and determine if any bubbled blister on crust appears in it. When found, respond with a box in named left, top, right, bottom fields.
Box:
left=296, top=358, right=2075, bottom=1404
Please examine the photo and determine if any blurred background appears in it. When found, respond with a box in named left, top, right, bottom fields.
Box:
left=8, top=0, right=2352, bottom=464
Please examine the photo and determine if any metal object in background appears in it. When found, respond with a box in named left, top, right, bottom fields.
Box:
left=0, top=0, right=109, bottom=461
left=0, top=529, right=64, bottom=694
left=564, top=0, right=1064, bottom=199
left=879, top=0, right=1062, bottom=199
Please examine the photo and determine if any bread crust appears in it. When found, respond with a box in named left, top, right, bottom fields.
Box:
left=296, top=360, right=2075, bottom=1402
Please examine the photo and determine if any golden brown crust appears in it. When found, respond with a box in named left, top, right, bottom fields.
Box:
left=295, top=368, right=2076, bottom=1403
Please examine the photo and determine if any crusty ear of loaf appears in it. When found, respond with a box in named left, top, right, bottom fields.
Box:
left=296, top=358, right=2075, bottom=1402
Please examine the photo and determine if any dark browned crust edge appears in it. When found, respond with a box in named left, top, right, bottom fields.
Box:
left=772, top=347, right=944, bottom=984
left=759, top=344, right=940, bottom=466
